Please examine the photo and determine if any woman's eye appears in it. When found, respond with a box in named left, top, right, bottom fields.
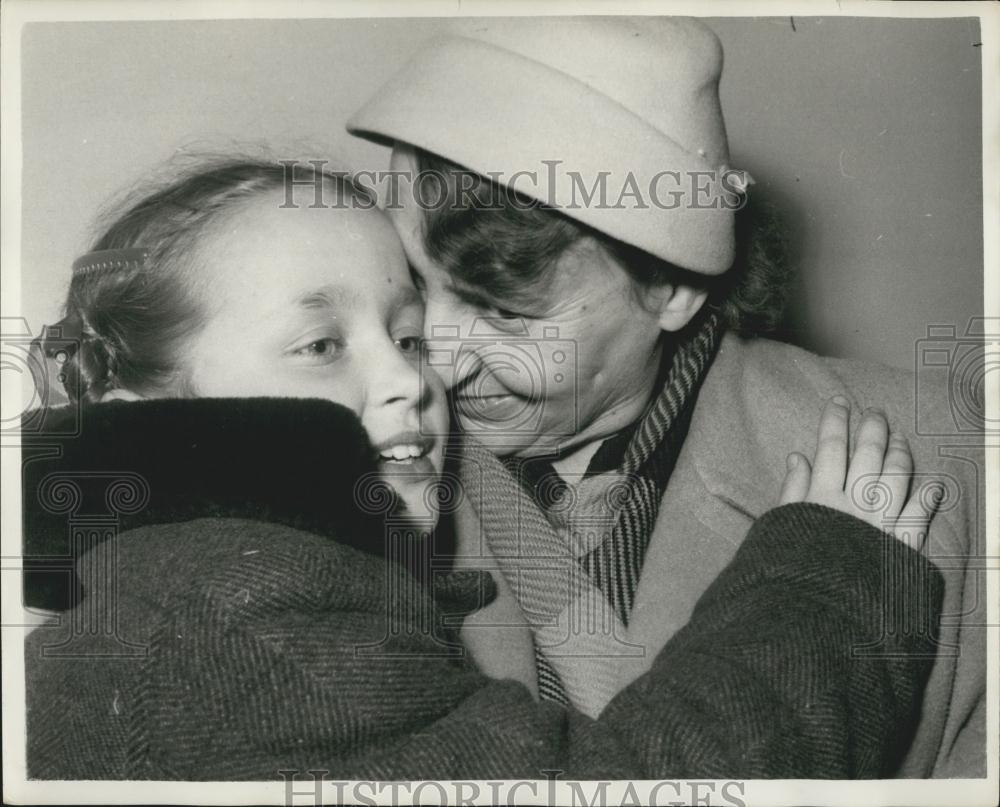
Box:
left=489, top=306, right=531, bottom=331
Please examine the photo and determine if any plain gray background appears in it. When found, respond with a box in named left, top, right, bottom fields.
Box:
left=19, top=15, right=984, bottom=370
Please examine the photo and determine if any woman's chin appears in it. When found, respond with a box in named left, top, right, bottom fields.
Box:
left=454, top=425, right=556, bottom=457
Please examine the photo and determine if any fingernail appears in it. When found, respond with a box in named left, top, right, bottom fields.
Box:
left=832, top=395, right=849, bottom=408
left=787, top=453, right=798, bottom=470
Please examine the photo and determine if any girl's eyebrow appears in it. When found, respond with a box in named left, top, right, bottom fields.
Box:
left=294, top=285, right=360, bottom=310
left=293, top=284, right=422, bottom=317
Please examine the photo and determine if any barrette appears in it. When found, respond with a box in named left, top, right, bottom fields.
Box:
left=72, top=247, right=150, bottom=276
left=720, top=166, right=755, bottom=195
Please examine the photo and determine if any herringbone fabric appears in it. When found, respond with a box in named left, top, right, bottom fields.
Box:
left=582, top=311, right=721, bottom=626
left=457, top=313, right=721, bottom=714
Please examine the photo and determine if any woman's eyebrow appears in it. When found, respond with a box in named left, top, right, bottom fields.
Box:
left=448, top=278, right=538, bottom=314
left=450, top=284, right=486, bottom=307
left=443, top=278, right=496, bottom=309
left=409, top=263, right=503, bottom=310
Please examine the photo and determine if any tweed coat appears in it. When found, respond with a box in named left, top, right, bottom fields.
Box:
left=21, top=395, right=944, bottom=779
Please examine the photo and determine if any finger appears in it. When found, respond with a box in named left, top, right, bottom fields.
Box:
left=847, top=408, right=889, bottom=508
left=811, top=396, right=851, bottom=495
left=880, top=432, right=913, bottom=527
left=895, top=477, right=944, bottom=551
left=778, top=452, right=812, bottom=505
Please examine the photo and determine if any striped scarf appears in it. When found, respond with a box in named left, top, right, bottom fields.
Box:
left=457, top=312, right=722, bottom=714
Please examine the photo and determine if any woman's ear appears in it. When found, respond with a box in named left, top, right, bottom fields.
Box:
left=100, top=388, right=144, bottom=403
left=645, top=284, right=710, bottom=332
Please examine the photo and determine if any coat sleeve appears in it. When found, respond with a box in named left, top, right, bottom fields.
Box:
left=589, top=502, right=944, bottom=778
left=143, top=504, right=943, bottom=780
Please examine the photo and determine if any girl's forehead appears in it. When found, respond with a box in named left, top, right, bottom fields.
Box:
left=205, top=192, right=411, bottom=296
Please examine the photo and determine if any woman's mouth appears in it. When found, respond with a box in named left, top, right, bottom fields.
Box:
left=453, top=392, right=530, bottom=424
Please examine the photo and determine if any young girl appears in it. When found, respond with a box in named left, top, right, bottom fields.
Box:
left=23, top=158, right=942, bottom=780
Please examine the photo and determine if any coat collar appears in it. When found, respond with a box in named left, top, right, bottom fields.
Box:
left=22, top=397, right=390, bottom=610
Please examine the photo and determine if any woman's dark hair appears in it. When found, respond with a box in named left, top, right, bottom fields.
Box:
left=41, top=158, right=367, bottom=403
left=412, top=148, right=790, bottom=335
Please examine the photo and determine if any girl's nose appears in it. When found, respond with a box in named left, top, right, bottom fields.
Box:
left=370, top=343, right=430, bottom=413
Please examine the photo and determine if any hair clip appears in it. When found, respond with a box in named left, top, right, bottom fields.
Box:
left=72, top=247, right=149, bottom=276
left=721, top=166, right=755, bottom=195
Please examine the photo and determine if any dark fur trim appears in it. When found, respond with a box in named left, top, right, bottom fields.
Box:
left=22, top=397, right=393, bottom=610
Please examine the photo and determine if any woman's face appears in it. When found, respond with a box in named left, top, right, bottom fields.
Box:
left=182, top=189, right=449, bottom=522
left=387, top=148, right=667, bottom=459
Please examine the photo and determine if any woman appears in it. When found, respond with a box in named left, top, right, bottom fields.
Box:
left=23, top=157, right=941, bottom=780
left=346, top=16, right=984, bottom=776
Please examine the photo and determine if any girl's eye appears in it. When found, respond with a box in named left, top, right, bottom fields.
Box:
left=289, top=337, right=342, bottom=365
left=303, top=339, right=336, bottom=356
left=395, top=335, right=422, bottom=355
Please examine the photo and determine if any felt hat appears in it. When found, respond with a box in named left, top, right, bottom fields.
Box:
left=348, top=16, right=744, bottom=275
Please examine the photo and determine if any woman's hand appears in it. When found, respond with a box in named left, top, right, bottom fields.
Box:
left=778, top=395, right=943, bottom=550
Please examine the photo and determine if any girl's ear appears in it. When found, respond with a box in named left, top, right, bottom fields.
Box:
left=644, top=284, right=710, bottom=332
left=101, top=388, right=144, bottom=403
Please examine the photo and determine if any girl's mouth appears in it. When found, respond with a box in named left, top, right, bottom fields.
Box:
left=378, top=443, right=429, bottom=463
left=374, top=430, right=433, bottom=462
left=373, top=431, right=437, bottom=479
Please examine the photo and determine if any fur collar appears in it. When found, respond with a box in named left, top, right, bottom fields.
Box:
left=22, top=397, right=392, bottom=610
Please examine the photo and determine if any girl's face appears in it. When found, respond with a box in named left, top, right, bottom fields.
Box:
left=182, top=188, right=449, bottom=522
